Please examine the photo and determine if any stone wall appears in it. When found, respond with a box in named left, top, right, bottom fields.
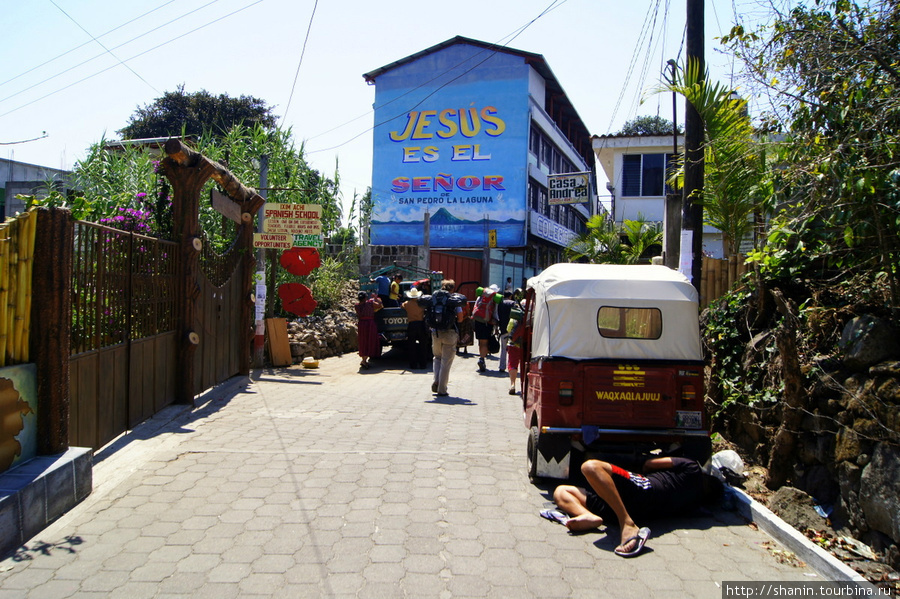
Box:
left=286, top=284, right=360, bottom=361
left=715, top=314, right=900, bottom=570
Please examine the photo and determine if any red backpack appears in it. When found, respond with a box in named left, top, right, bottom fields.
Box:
left=472, top=294, right=495, bottom=324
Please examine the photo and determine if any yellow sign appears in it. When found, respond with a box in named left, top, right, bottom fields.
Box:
left=263, top=203, right=322, bottom=219
left=548, top=172, right=591, bottom=205
left=252, top=233, right=293, bottom=249
left=262, top=203, right=323, bottom=235
left=264, top=219, right=322, bottom=235
left=488, top=229, right=497, bottom=248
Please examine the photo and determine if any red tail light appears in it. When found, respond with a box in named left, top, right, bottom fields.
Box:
left=681, top=384, right=696, bottom=405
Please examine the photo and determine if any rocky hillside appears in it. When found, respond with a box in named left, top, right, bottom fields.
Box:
left=703, top=273, right=900, bottom=589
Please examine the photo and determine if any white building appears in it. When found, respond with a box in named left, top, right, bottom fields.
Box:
left=1, top=158, right=73, bottom=220
left=592, top=133, right=725, bottom=259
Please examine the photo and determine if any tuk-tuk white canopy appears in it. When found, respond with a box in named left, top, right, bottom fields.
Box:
left=526, top=263, right=703, bottom=361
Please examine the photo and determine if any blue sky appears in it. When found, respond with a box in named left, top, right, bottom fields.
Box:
left=1, top=0, right=763, bottom=222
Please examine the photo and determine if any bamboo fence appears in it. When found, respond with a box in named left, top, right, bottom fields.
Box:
left=700, top=254, right=749, bottom=309
left=0, top=210, right=37, bottom=366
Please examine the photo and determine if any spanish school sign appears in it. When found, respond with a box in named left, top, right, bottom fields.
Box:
left=262, top=203, right=322, bottom=235
left=369, top=43, right=529, bottom=248
left=254, top=203, right=323, bottom=249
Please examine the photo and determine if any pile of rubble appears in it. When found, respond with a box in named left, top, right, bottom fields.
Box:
left=286, top=282, right=361, bottom=361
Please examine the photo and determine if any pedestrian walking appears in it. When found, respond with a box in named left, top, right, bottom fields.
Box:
left=472, top=284, right=499, bottom=372
left=506, top=300, right=525, bottom=395
left=423, top=280, right=465, bottom=396
left=402, top=288, right=429, bottom=369
left=496, top=290, right=516, bottom=372
left=355, top=291, right=382, bottom=369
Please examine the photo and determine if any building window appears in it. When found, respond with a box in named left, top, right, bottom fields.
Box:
left=529, top=181, right=548, bottom=215
left=621, top=153, right=675, bottom=197
left=530, top=126, right=540, bottom=157
left=541, top=137, right=552, bottom=167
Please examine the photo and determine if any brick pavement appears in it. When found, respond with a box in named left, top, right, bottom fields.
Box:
left=0, top=349, right=819, bottom=598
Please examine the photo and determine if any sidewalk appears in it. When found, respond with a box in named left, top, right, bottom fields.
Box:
left=0, top=351, right=830, bottom=598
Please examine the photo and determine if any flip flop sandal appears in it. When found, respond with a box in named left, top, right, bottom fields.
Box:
left=539, top=509, right=570, bottom=525
left=614, top=527, right=651, bottom=557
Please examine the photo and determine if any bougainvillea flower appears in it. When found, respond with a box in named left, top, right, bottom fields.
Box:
left=279, top=247, right=322, bottom=277
left=278, top=283, right=317, bottom=317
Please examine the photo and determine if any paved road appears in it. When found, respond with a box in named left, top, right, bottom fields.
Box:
left=0, top=348, right=818, bottom=598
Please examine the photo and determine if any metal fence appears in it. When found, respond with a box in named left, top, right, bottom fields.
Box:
left=71, top=221, right=177, bottom=355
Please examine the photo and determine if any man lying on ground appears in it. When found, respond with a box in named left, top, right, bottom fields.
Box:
left=550, top=456, right=722, bottom=558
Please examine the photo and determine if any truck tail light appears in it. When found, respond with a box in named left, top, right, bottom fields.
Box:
left=559, top=381, right=574, bottom=406
left=680, top=384, right=696, bottom=405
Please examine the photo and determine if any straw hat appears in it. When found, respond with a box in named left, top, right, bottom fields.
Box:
left=406, top=288, right=422, bottom=299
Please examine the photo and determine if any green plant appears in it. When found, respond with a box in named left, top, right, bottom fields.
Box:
left=722, top=0, right=900, bottom=311
left=704, top=283, right=781, bottom=413
left=307, top=256, right=354, bottom=312
left=565, top=215, right=662, bottom=264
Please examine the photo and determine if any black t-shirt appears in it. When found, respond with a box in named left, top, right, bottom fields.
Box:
left=584, top=457, right=704, bottom=524
left=497, top=299, right=516, bottom=330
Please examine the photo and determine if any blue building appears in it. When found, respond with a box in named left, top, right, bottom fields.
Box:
left=363, top=36, right=597, bottom=288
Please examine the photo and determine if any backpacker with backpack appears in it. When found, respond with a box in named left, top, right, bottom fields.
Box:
left=420, top=290, right=463, bottom=331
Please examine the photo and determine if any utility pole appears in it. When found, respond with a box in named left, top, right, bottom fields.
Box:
left=664, top=59, right=682, bottom=270
left=684, top=0, right=705, bottom=292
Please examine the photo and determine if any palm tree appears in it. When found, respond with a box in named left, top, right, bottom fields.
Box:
left=565, top=215, right=662, bottom=264
left=660, top=60, right=772, bottom=257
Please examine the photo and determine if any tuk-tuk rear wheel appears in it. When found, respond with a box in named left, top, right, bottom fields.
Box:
left=527, top=426, right=539, bottom=480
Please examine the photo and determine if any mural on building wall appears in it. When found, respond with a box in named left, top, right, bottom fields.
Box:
left=0, top=363, right=37, bottom=473
left=370, top=47, right=529, bottom=248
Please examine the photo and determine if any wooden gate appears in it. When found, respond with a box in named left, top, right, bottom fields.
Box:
left=69, top=223, right=179, bottom=449
left=194, top=236, right=245, bottom=394
left=67, top=140, right=261, bottom=450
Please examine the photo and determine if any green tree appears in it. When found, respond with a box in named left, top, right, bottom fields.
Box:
left=118, top=84, right=278, bottom=140
left=615, top=115, right=682, bottom=136
left=565, top=215, right=662, bottom=264
left=723, top=0, right=900, bottom=307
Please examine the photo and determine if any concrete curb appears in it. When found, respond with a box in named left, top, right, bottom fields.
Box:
left=732, top=487, right=878, bottom=588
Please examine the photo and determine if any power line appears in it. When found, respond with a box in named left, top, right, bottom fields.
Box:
left=303, top=0, right=568, bottom=145
left=306, top=0, right=567, bottom=155
left=281, top=0, right=319, bottom=126
left=604, top=0, right=662, bottom=135
left=0, top=131, right=48, bottom=146
left=49, top=0, right=160, bottom=95
left=0, top=0, right=176, bottom=89
left=0, top=0, right=263, bottom=120
left=0, top=0, right=225, bottom=107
